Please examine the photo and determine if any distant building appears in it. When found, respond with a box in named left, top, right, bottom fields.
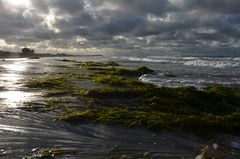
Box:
left=22, top=48, right=35, bottom=54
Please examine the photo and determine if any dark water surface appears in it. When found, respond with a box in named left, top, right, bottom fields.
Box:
left=0, top=56, right=240, bottom=158
left=113, top=56, right=240, bottom=88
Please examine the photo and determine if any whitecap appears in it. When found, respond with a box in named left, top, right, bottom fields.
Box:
left=183, top=60, right=240, bottom=68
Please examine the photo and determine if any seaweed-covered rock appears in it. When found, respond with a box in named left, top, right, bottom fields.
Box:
left=137, top=66, right=154, bottom=74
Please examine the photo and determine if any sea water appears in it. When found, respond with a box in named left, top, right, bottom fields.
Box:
left=112, top=55, right=240, bottom=88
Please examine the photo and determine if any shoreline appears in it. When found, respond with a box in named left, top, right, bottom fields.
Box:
left=22, top=60, right=240, bottom=135
left=0, top=51, right=102, bottom=59
left=1, top=58, right=240, bottom=158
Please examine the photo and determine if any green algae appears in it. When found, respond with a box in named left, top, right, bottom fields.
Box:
left=72, top=85, right=240, bottom=115
left=89, top=74, right=151, bottom=87
left=90, top=66, right=154, bottom=77
left=204, top=85, right=240, bottom=98
left=24, top=150, right=54, bottom=159
left=22, top=61, right=240, bottom=134
left=58, top=84, right=240, bottom=134
left=24, top=148, right=77, bottom=159
left=58, top=107, right=240, bottom=134
left=142, top=86, right=240, bottom=115
left=77, top=61, right=120, bottom=67
left=20, top=98, right=69, bottom=113
left=86, top=61, right=120, bottom=67
left=25, top=77, right=72, bottom=90
left=24, top=148, right=151, bottom=159
left=44, top=90, right=71, bottom=97
left=55, top=67, right=153, bottom=88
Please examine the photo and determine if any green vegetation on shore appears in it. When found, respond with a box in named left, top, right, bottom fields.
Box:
left=58, top=107, right=240, bottom=133
left=22, top=60, right=240, bottom=135
left=25, top=77, right=72, bottom=90
left=23, top=148, right=78, bottom=159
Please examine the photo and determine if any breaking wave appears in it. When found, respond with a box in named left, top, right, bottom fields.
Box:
left=113, top=56, right=240, bottom=68
left=183, top=59, right=240, bottom=68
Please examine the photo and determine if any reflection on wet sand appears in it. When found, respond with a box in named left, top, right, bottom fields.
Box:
left=0, top=74, right=23, bottom=90
left=0, top=58, right=40, bottom=108
left=0, top=59, right=27, bottom=89
left=2, top=62, right=27, bottom=72
left=0, top=124, right=26, bottom=133
left=0, top=91, right=40, bottom=108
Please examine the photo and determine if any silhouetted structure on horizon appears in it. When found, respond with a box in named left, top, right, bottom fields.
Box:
left=22, top=48, right=35, bottom=54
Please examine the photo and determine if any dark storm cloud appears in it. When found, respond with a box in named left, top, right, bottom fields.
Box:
left=0, top=10, right=33, bottom=37
left=50, top=0, right=85, bottom=14
left=96, top=16, right=146, bottom=36
left=178, top=0, right=240, bottom=13
left=0, top=0, right=239, bottom=55
left=108, top=0, right=175, bottom=15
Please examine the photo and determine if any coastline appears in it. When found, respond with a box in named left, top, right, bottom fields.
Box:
left=0, top=51, right=102, bottom=59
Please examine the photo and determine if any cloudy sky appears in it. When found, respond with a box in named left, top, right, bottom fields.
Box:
left=0, top=0, right=239, bottom=55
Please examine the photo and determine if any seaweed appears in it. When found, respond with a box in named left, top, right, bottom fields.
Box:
left=25, top=77, right=72, bottom=90
left=58, top=107, right=240, bottom=134
left=80, top=61, right=120, bottom=67
left=92, top=66, right=154, bottom=77
left=22, top=61, right=240, bottom=134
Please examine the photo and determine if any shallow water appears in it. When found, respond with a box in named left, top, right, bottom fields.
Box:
left=0, top=56, right=240, bottom=158
left=0, top=110, right=208, bottom=158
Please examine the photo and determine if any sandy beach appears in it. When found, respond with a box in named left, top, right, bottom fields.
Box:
left=0, top=56, right=240, bottom=158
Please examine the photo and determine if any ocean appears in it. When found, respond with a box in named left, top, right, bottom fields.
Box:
left=2, top=55, right=239, bottom=89
left=111, top=55, right=240, bottom=88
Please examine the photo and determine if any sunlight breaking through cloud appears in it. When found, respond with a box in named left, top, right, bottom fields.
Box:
left=0, top=0, right=239, bottom=55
